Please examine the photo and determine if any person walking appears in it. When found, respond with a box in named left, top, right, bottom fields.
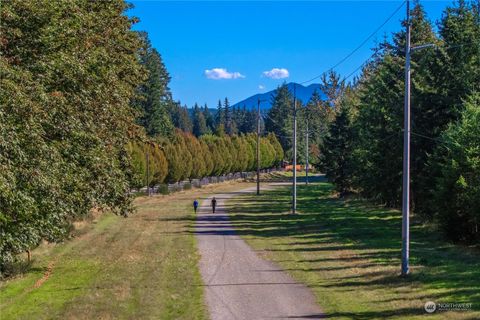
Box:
left=193, top=199, right=199, bottom=213
left=211, top=197, right=217, bottom=214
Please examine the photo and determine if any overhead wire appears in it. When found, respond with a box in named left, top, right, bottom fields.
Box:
left=298, top=1, right=406, bottom=85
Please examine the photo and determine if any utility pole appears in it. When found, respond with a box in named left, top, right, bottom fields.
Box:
left=256, top=98, right=262, bottom=195
left=400, top=0, right=435, bottom=276
left=305, top=119, right=309, bottom=185
left=146, top=151, right=150, bottom=196
left=401, top=0, right=411, bottom=276
left=292, top=85, right=297, bottom=214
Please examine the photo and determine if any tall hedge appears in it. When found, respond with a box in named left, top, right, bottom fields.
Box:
left=128, top=132, right=284, bottom=185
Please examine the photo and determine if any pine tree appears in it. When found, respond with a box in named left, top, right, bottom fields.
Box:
left=203, top=104, right=214, bottom=133
left=224, top=97, right=237, bottom=135
left=320, top=71, right=346, bottom=111
left=322, top=104, right=355, bottom=196
left=171, top=103, right=193, bottom=133
left=135, top=32, right=174, bottom=137
left=192, top=103, right=208, bottom=137
left=215, top=99, right=225, bottom=133
left=429, top=92, right=480, bottom=243
left=349, top=2, right=439, bottom=206
left=265, top=84, right=293, bottom=156
left=238, top=106, right=257, bottom=134
left=303, top=89, right=333, bottom=166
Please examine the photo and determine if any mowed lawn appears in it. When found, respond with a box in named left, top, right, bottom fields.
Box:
left=225, top=175, right=480, bottom=320
left=0, top=181, right=253, bottom=320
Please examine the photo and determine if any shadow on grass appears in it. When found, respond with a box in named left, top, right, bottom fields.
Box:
left=188, top=175, right=480, bottom=317
left=277, top=306, right=423, bottom=319
left=163, top=174, right=479, bottom=317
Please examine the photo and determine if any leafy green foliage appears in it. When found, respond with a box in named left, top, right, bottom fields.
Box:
left=0, top=0, right=144, bottom=272
left=129, top=131, right=284, bottom=185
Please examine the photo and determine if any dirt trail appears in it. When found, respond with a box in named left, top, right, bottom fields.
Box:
left=196, top=185, right=324, bottom=320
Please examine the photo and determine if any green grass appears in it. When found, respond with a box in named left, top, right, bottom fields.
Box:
left=225, top=175, right=480, bottom=320
left=0, top=181, right=253, bottom=320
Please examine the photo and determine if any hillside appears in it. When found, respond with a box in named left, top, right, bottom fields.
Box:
left=232, top=83, right=326, bottom=110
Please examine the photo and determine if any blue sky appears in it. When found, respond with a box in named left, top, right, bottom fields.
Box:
left=129, top=1, right=451, bottom=107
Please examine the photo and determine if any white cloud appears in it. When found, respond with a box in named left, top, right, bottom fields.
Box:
left=204, top=68, right=245, bottom=80
left=258, top=84, right=265, bottom=90
left=262, top=68, right=289, bottom=79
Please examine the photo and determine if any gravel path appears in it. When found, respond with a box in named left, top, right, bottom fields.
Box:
left=195, top=186, right=324, bottom=320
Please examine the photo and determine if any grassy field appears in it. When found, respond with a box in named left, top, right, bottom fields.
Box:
left=0, top=180, right=253, bottom=320
left=225, top=175, right=480, bottom=320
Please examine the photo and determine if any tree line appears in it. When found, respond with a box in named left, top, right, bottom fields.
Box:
left=127, top=130, right=283, bottom=188
left=321, top=1, right=479, bottom=244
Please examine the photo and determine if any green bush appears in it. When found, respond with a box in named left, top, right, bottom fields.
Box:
left=157, top=184, right=169, bottom=195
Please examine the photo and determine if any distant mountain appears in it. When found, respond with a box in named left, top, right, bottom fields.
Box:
left=232, top=83, right=326, bottom=110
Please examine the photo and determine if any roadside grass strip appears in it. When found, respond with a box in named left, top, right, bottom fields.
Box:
left=225, top=177, right=480, bottom=320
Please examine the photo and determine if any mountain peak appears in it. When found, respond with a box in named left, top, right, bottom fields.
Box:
left=232, top=82, right=325, bottom=110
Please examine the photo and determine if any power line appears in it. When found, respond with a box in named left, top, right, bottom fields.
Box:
left=341, top=40, right=478, bottom=85
left=299, top=0, right=406, bottom=85
left=342, top=50, right=380, bottom=82
left=410, top=131, right=458, bottom=150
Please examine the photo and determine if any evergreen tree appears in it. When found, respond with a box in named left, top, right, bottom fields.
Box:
left=203, top=104, right=214, bottom=133
left=350, top=2, right=439, bottom=206
left=182, top=132, right=206, bottom=179
left=149, top=143, right=168, bottom=186
left=200, top=139, right=214, bottom=177
left=353, top=53, right=404, bottom=206
left=303, top=89, right=333, bottom=166
left=215, top=99, right=225, bottom=132
left=192, top=103, right=208, bottom=137
left=171, top=103, right=193, bottom=133
left=320, top=70, right=346, bottom=111
left=163, top=142, right=183, bottom=183
left=232, top=135, right=249, bottom=172
left=224, top=97, right=237, bottom=135
left=265, top=84, right=293, bottom=156
left=135, top=32, right=174, bottom=137
left=429, top=92, right=480, bottom=243
left=267, top=133, right=284, bottom=166
left=251, top=109, right=261, bottom=134
left=322, top=104, right=355, bottom=196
